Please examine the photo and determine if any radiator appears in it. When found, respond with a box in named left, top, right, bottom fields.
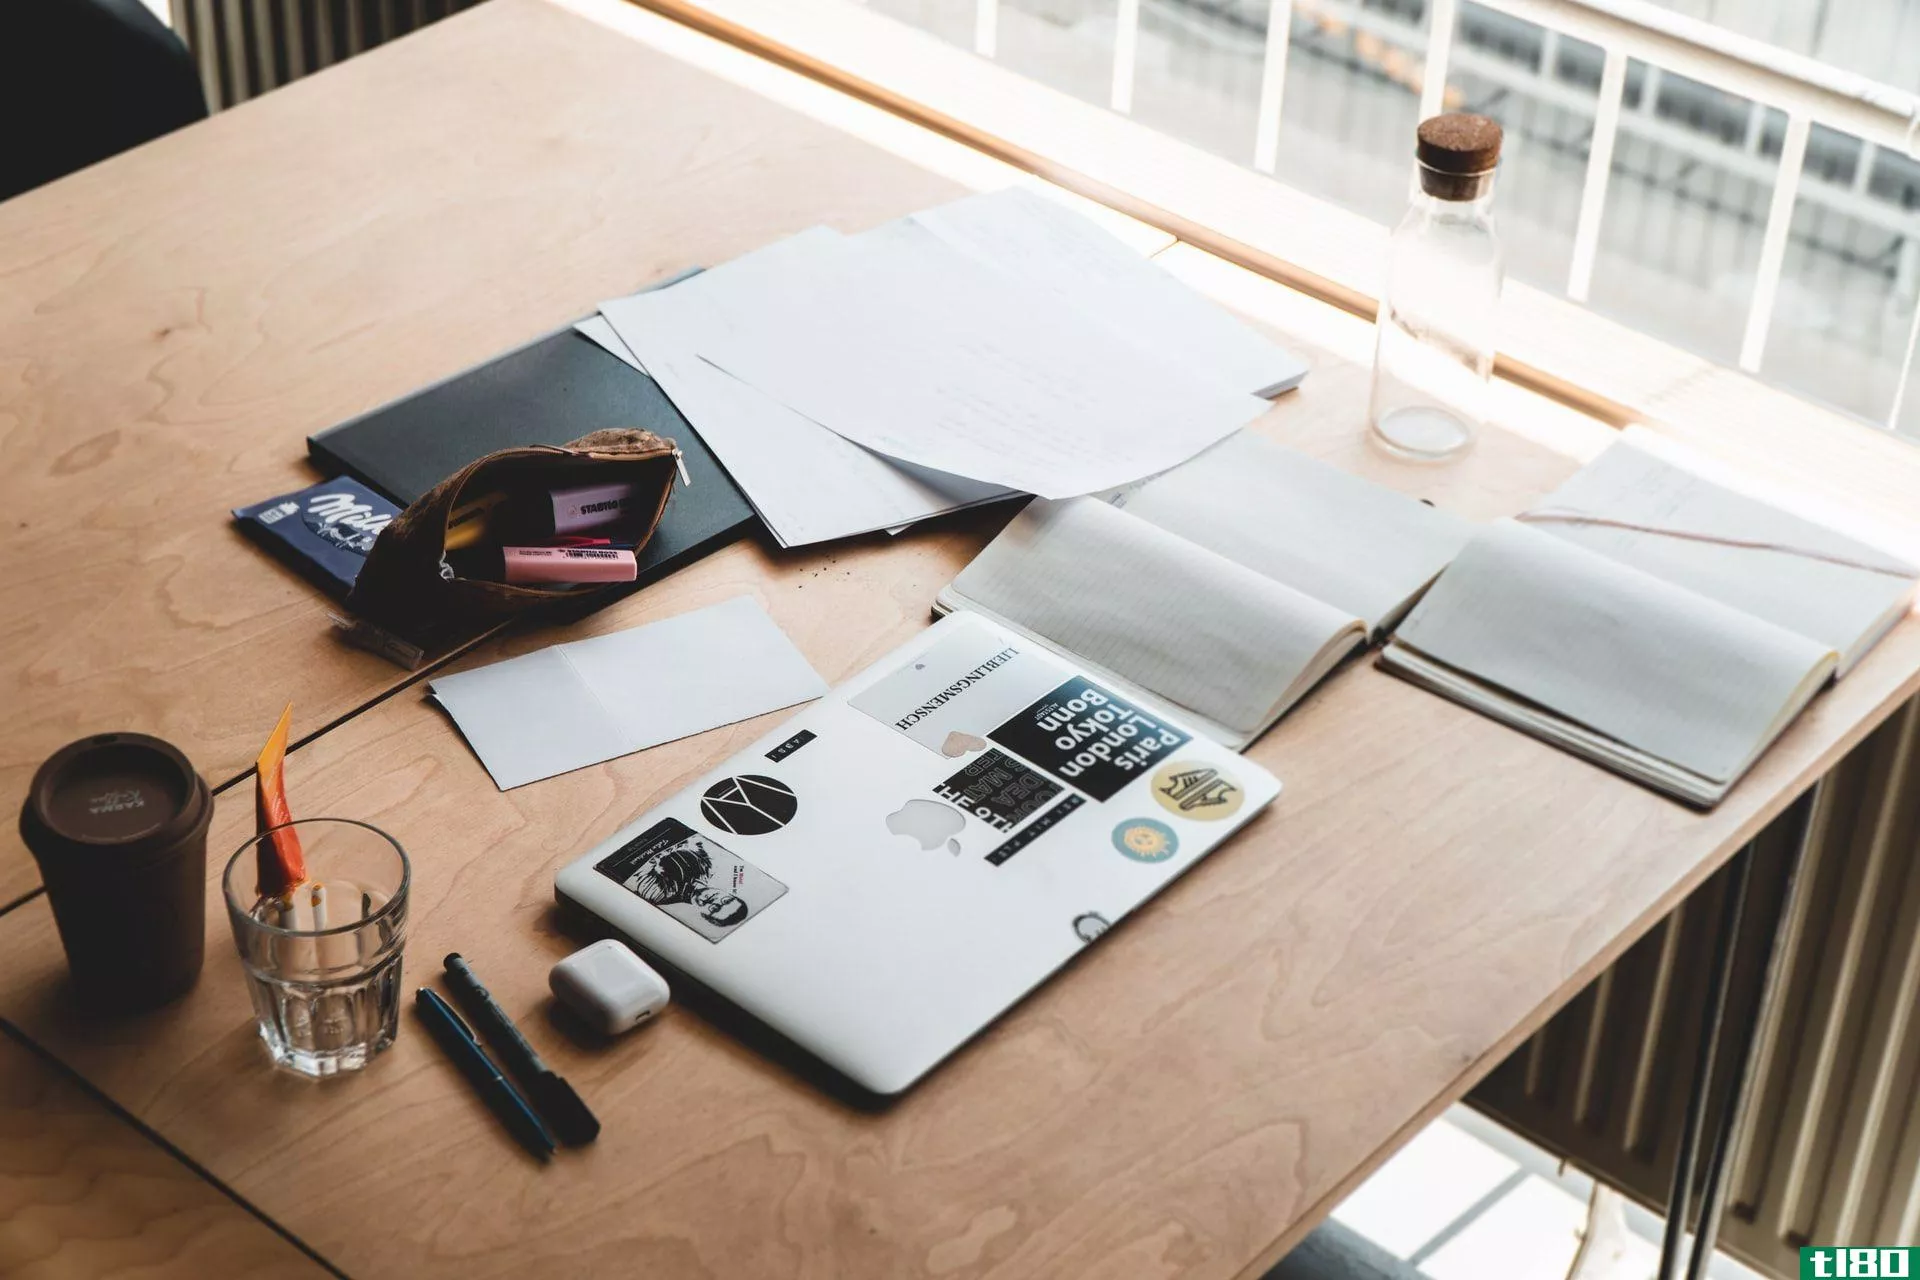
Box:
left=1471, top=694, right=1920, bottom=1277
left=169, top=0, right=484, bottom=109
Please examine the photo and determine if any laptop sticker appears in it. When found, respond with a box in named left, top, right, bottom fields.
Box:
left=990, top=677, right=1191, bottom=802
left=939, top=731, right=988, bottom=758
left=850, top=621, right=1067, bottom=756
left=933, top=749, right=1063, bottom=833
left=886, top=799, right=967, bottom=854
left=1150, top=762, right=1245, bottom=822
left=700, top=775, right=799, bottom=836
left=1112, top=818, right=1179, bottom=863
left=764, top=729, right=817, bottom=763
left=1073, top=912, right=1111, bottom=943
left=594, top=816, right=788, bottom=943
left=984, top=794, right=1086, bottom=866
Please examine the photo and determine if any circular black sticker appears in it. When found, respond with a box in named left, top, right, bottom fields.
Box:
left=699, top=775, right=799, bottom=836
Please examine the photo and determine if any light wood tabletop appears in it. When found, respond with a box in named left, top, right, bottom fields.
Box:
left=3, top=354, right=1917, bottom=1278
left=0, top=1033, right=327, bottom=1280
left=4, top=1, right=1920, bottom=1278
left=0, top=0, right=989, bottom=909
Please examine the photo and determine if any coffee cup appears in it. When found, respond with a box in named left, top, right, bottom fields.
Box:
left=19, top=733, right=213, bottom=1010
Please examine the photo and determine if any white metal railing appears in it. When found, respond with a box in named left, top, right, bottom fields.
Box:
left=1565, top=45, right=1625, bottom=304
left=1112, top=0, right=1143, bottom=112
left=1251, top=0, right=1294, bottom=174
left=973, top=0, right=1920, bottom=431
left=974, top=0, right=997, bottom=56
left=1416, top=0, right=1458, bottom=122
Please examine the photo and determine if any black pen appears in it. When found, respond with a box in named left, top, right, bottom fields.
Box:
left=414, top=987, right=556, bottom=1161
left=443, top=953, right=600, bottom=1146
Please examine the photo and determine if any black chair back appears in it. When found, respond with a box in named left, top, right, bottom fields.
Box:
left=2, top=0, right=208, bottom=202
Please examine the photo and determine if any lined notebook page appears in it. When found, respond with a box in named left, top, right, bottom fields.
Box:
left=1115, top=434, right=1472, bottom=635
left=945, top=498, right=1362, bottom=740
left=1394, top=520, right=1835, bottom=785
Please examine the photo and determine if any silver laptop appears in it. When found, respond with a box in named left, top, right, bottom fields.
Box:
left=555, top=610, right=1280, bottom=1094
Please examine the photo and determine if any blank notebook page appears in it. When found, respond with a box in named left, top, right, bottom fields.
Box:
left=1528, top=441, right=1917, bottom=675
left=1395, top=519, right=1833, bottom=785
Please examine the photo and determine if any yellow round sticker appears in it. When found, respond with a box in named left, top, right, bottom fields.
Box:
left=1150, top=761, right=1245, bottom=821
left=1113, top=819, right=1177, bottom=862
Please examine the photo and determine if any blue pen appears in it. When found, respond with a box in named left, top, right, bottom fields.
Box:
left=415, top=987, right=556, bottom=1161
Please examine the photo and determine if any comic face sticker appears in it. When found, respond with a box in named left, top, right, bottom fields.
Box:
left=1112, top=818, right=1179, bottom=863
left=594, top=817, right=787, bottom=942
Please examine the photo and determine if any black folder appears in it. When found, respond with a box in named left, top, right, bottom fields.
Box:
left=307, top=322, right=759, bottom=590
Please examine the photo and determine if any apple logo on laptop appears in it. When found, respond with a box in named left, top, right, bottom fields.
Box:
left=886, top=799, right=965, bottom=855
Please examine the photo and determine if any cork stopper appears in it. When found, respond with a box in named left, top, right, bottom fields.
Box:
left=1416, top=113, right=1502, bottom=200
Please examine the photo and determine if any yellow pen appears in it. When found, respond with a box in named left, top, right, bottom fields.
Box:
left=444, top=491, right=507, bottom=551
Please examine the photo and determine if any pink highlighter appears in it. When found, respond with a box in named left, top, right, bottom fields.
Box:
left=500, top=546, right=637, bottom=584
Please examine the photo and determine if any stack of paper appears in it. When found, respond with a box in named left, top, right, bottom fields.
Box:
left=577, top=187, right=1308, bottom=548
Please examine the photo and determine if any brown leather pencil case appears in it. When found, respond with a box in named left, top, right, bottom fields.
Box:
left=345, top=427, right=679, bottom=646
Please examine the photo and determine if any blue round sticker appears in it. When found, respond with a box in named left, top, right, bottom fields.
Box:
left=1113, top=818, right=1178, bottom=863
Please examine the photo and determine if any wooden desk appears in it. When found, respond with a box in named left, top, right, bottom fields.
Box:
left=0, top=0, right=984, bottom=909
left=3, top=1, right=1920, bottom=1277
left=4, top=364, right=1917, bottom=1279
left=0, top=1034, right=325, bottom=1279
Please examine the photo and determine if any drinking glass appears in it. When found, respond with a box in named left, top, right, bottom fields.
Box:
left=222, top=818, right=409, bottom=1077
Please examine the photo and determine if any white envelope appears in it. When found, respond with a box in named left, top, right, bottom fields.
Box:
left=430, top=597, right=828, bottom=789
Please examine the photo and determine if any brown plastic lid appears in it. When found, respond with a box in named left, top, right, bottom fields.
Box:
left=1417, top=113, right=1503, bottom=175
left=19, top=733, right=211, bottom=869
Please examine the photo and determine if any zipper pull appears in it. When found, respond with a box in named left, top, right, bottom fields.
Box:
left=673, top=447, right=691, bottom=487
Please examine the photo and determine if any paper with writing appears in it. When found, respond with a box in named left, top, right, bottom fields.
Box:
left=600, top=229, right=1010, bottom=546
left=693, top=220, right=1269, bottom=498
left=910, top=188, right=1307, bottom=397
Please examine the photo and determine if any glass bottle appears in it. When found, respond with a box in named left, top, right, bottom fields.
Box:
left=1368, top=113, right=1505, bottom=461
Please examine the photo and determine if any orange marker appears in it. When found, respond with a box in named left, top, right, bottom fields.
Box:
left=254, top=703, right=307, bottom=901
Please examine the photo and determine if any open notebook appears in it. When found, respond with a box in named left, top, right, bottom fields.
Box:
left=1381, top=441, right=1920, bottom=807
left=935, top=433, right=1473, bottom=748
